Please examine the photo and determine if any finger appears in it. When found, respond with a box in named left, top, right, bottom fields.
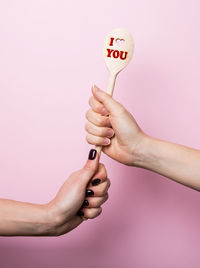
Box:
left=81, top=149, right=99, bottom=184
left=89, top=96, right=109, bottom=116
left=83, top=194, right=109, bottom=208
left=87, top=179, right=111, bottom=197
left=86, top=109, right=111, bottom=127
left=86, top=133, right=111, bottom=146
left=89, top=163, right=108, bottom=186
left=82, top=207, right=102, bottom=219
left=85, top=121, right=114, bottom=138
left=92, top=85, right=125, bottom=116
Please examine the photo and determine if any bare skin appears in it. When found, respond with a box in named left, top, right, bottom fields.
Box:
left=0, top=151, right=110, bottom=236
left=85, top=85, right=200, bottom=191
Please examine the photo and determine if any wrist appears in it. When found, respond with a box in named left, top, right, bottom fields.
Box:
left=42, top=202, right=65, bottom=236
left=35, top=203, right=58, bottom=236
left=44, top=200, right=74, bottom=236
left=132, top=134, right=156, bottom=168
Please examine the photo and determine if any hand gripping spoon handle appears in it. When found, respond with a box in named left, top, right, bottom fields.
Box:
left=95, top=27, right=135, bottom=155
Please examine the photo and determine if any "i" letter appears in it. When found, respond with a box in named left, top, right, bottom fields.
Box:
left=109, top=37, right=114, bottom=46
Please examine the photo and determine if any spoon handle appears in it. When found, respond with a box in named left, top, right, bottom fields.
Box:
left=95, top=73, right=117, bottom=155
left=107, top=73, right=117, bottom=96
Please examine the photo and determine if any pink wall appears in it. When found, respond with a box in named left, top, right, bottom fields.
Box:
left=0, top=0, right=200, bottom=267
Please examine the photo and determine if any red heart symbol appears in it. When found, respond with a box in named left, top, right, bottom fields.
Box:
left=116, top=38, right=125, bottom=47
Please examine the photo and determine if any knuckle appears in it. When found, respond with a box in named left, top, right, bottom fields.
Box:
left=98, top=199, right=104, bottom=206
left=97, top=164, right=107, bottom=179
left=99, top=180, right=110, bottom=195
left=85, top=109, right=91, bottom=120
left=99, top=163, right=106, bottom=173
left=98, top=207, right=102, bottom=216
left=85, top=122, right=93, bottom=134
left=100, top=195, right=108, bottom=205
left=88, top=96, right=93, bottom=106
left=86, top=135, right=92, bottom=144
left=93, top=207, right=102, bottom=218
left=85, top=122, right=89, bottom=131
left=106, top=179, right=111, bottom=189
left=105, top=193, right=109, bottom=202
left=100, top=195, right=108, bottom=206
left=87, top=208, right=102, bottom=219
left=99, top=163, right=105, bottom=170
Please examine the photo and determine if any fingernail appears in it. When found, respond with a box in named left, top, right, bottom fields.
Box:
left=103, top=138, right=110, bottom=145
left=88, top=149, right=97, bottom=160
left=77, top=210, right=84, bottom=216
left=101, top=107, right=109, bottom=116
left=92, top=178, right=101, bottom=186
left=107, top=129, right=114, bottom=137
left=82, top=200, right=89, bottom=207
left=86, top=189, right=94, bottom=197
left=93, top=84, right=100, bottom=91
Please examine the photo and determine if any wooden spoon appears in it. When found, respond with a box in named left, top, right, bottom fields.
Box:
left=96, top=27, right=135, bottom=154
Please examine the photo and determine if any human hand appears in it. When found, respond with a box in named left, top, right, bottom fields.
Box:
left=85, top=85, right=147, bottom=166
left=46, top=149, right=110, bottom=236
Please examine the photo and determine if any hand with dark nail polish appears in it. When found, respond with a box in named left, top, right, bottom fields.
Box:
left=35, top=149, right=110, bottom=237
left=3, top=148, right=110, bottom=237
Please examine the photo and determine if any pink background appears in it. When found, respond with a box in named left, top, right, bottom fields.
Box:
left=0, top=0, right=200, bottom=267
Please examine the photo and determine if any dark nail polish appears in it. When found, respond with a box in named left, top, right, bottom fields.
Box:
left=88, top=149, right=97, bottom=160
left=92, top=178, right=101, bottom=186
left=82, top=200, right=89, bottom=207
left=77, top=210, right=84, bottom=217
left=86, top=189, right=94, bottom=197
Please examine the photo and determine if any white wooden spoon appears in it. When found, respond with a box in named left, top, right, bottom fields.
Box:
left=95, top=27, right=135, bottom=154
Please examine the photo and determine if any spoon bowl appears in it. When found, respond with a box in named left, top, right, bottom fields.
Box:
left=103, top=27, right=134, bottom=78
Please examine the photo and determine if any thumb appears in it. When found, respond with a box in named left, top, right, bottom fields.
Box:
left=92, top=85, right=123, bottom=116
left=82, top=149, right=99, bottom=184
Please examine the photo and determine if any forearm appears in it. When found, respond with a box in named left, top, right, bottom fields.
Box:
left=134, top=136, right=200, bottom=191
left=0, top=199, right=52, bottom=236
